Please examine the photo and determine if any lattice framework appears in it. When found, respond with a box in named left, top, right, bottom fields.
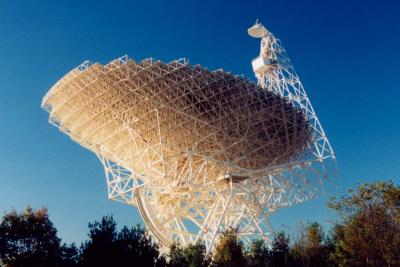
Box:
left=42, top=22, right=336, bottom=251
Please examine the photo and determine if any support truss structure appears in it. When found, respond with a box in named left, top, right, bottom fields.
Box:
left=42, top=21, right=336, bottom=252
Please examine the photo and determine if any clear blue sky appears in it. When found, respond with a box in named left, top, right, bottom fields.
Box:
left=0, top=0, right=399, bottom=244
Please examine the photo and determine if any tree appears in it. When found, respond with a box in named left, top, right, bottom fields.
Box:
left=117, top=225, right=164, bottom=266
left=289, top=222, right=333, bottom=267
left=328, top=181, right=400, bottom=267
left=0, top=207, right=62, bottom=267
left=80, top=215, right=118, bottom=267
left=167, top=242, right=186, bottom=267
left=246, top=239, right=269, bottom=267
left=212, top=228, right=246, bottom=267
left=80, top=215, right=164, bottom=267
left=270, top=231, right=290, bottom=267
left=182, top=242, right=211, bottom=267
left=168, top=241, right=210, bottom=267
left=59, top=243, right=80, bottom=267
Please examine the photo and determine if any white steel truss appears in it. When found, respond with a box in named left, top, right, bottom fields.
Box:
left=41, top=21, right=336, bottom=252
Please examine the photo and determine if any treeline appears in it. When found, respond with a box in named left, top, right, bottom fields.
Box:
left=0, top=181, right=399, bottom=267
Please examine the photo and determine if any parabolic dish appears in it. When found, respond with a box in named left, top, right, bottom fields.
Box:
left=43, top=57, right=311, bottom=181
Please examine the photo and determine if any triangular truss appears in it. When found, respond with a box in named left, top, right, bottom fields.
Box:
left=42, top=23, right=336, bottom=252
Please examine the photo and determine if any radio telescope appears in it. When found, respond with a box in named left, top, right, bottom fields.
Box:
left=42, top=21, right=336, bottom=251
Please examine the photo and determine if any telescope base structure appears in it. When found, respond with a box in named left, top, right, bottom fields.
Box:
left=96, top=140, right=281, bottom=250
left=96, top=136, right=334, bottom=251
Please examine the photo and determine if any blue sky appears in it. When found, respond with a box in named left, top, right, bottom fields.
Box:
left=0, top=0, right=399, bottom=244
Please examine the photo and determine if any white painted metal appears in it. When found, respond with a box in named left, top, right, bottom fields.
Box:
left=41, top=21, right=336, bottom=252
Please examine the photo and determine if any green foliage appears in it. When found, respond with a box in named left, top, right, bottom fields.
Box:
left=246, top=239, right=269, bottom=267
left=211, top=228, right=247, bottom=267
left=0, top=207, right=62, bottom=267
left=328, top=181, right=400, bottom=267
left=1, top=181, right=399, bottom=267
left=59, top=243, right=80, bottom=267
left=80, top=215, right=118, bottom=266
left=81, top=215, right=163, bottom=267
left=270, top=231, right=290, bottom=267
left=118, top=224, right=164, bottom=266
left=289, top=222, right=334, bottom=267
left=167, top=242, right=186, bottom=267
left=168, top=242, right=210, bottom=267
left=182, top=242, right=211, bottom=267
